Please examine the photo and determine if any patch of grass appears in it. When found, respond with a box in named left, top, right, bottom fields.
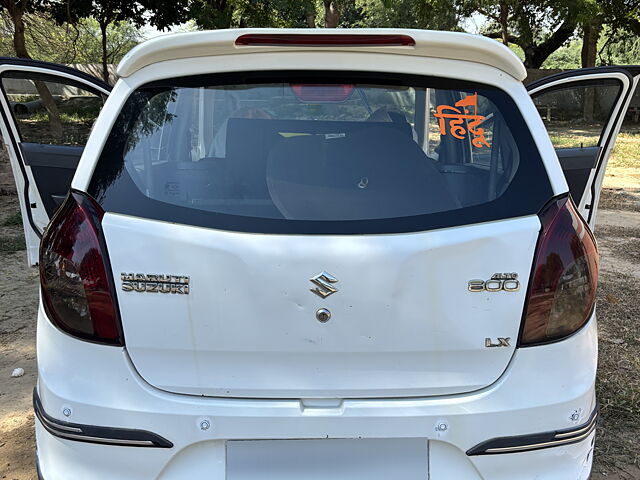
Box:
left=618, top=238, right=640, bottom=263
left=598, top=189, right=640, bottom=211
left=7, top=94, right=39, bottom=102
left=1, top=210, right=22, bottom=226
left=597, top=225, right=640, bottom=238
left=548, top=123, right=640, bottom=168
left=548, top=130, right=640, bottom=168
left=24, top=111, right=96, bottom=124
left=548, top=133, right=597, bottom=148
left=0, top=234, right=25, bottom=253
left=594, top=272, right=640, bottom=468
left=609, top=133, right=640, bottom=168
left=596, top=226, right=640, bottom=263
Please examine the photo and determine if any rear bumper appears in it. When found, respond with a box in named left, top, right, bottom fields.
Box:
left=35, top=304, right=598, bottom=480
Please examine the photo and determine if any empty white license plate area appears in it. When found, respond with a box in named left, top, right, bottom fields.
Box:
left=226, top=438, right=428, bottom=480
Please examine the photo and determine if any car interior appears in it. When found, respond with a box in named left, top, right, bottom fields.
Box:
left=123, top=84, right=519, bottom=221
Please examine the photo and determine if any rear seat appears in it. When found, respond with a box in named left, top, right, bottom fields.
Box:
left=265, top=125, right=460, bottom=220
left=224, top=118, right=414, bottom=202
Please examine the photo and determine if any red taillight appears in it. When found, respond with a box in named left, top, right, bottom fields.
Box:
left=39, top=191, right=122, bottom=345
left=235, top=33, right=416, bottom=47
left=520, top=197, right=598, bottom=346
left=291, top=84, right=354, bottom=102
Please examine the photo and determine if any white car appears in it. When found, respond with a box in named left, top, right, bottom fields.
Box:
left=3, top=29, right=639, bottom=480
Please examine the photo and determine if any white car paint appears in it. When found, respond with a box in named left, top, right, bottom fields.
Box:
left=36, top=300, right=597, bottom=479
left=104, top=212, right=539, bottom=398
left=115, top=29, right=528, bottom=80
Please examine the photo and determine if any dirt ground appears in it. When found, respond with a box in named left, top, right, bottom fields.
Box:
left=1, top=148, right=639, bottom=479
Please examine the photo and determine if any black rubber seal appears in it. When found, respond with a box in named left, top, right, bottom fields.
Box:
left=526, top=65, right=639, bottom=90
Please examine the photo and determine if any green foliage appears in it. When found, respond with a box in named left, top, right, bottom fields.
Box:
left=542, top=27, right=640, bottom=69
left=189, top=0, right=313, bottom=29
left=0, top=13, right=140, bottom=64
left=542, top=40, right=582, bottom=68
left=351, top=0, right=459, bottom=29
left=0, top=0, right=635, bottom=73
left=508, top=43, right=525, bottom=61
left=187, top=0, right=460, bottom=30
left=598, top=27, right=640, bottom=65
left=73, top=18, right=141, bottom=65
left=596, top=0, right=640, bottom=36
left=49, top=0, right=143, bottom=28
left=452, top=1, right=586, bottom=67
left=46, top=0, right=187, bottom=81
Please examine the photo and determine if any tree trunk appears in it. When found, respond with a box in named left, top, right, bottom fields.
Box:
left=499, top=1, right=509, bottom=46
left=323, top=1, right=340, bottom=28
left=580, top=19, right=602, bottom=122
left=8, top=3, right=63, bottom=140
left=521, top=19, right=577, bottom=68
left=306, top=9, right=316, bottom=28
left=581, top=18, right=602, bottom=68
left=10, top=4, right=29, bottom=58
left=100, top=20, right=110, bottom=84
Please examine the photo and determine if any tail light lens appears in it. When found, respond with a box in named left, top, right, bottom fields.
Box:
left=39, top=191, right=122, bottom=345
left=520, top=196, right=598, bottom=346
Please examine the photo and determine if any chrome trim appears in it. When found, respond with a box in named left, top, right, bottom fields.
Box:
left=485, top=337, right=511, bottom=348
left=554, top=411, right=598, bottom=439
left=38, top=419, right=156, bottom=446
left=316, top=308, right=331, bottom=323
left=33, top=388, right=172, bottom=448
left=467, top=405, right=598, bottom=456
left=483, top=422, right=596, bottom=453
left=46, top=421, right=82, bottom=433
left=310, top=271, right=339, bottom=299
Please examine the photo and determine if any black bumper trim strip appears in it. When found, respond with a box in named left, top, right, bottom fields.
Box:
left=36, top=454, right=44, bottom=480
left=33, top=388, right=173, bottom=448
left=466, top=404, right=598, bottom=456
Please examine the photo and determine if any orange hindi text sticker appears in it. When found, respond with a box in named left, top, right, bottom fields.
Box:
left=434, top=93, right=490, bottom=148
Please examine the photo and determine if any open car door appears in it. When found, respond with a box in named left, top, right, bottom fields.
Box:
left=528, top=66, right=639, bottom=228
left=0, top=59, right=110, bottom=264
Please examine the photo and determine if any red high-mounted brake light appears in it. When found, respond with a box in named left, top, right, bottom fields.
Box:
left=291, top=84, right=355, bottom=102
left=520, top=196, right=598, bottom=346
left=235, top=34, right=416, bottom=47
left=39, top=191, right=123, bottom=345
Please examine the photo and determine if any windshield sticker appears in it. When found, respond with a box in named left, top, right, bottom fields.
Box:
left=434, top=94, right=490, bottom=148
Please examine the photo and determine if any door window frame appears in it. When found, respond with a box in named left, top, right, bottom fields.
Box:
left=527, top=67, right=638, bottom=226
left=0, top=59, right=110, bottom=264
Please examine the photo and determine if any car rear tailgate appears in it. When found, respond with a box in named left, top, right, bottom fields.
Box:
left=104, top=213, right=539, bottom=398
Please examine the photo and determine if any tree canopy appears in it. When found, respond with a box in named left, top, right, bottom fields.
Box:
left=0, top=0, right=636, bottom=76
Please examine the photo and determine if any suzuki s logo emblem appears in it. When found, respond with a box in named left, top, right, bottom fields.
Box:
left=310, top=271, right=338, bottom=299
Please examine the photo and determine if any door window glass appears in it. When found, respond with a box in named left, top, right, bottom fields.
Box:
left=2, top=73, right=106, bottom=146
left=532, top=79, right=622, bottom=149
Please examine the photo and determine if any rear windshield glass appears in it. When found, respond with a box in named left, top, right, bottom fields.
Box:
left=89, top=71, right=552, bottom=234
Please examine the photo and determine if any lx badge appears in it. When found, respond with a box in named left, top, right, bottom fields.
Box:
left=485, top=337, right=511, bottom=348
